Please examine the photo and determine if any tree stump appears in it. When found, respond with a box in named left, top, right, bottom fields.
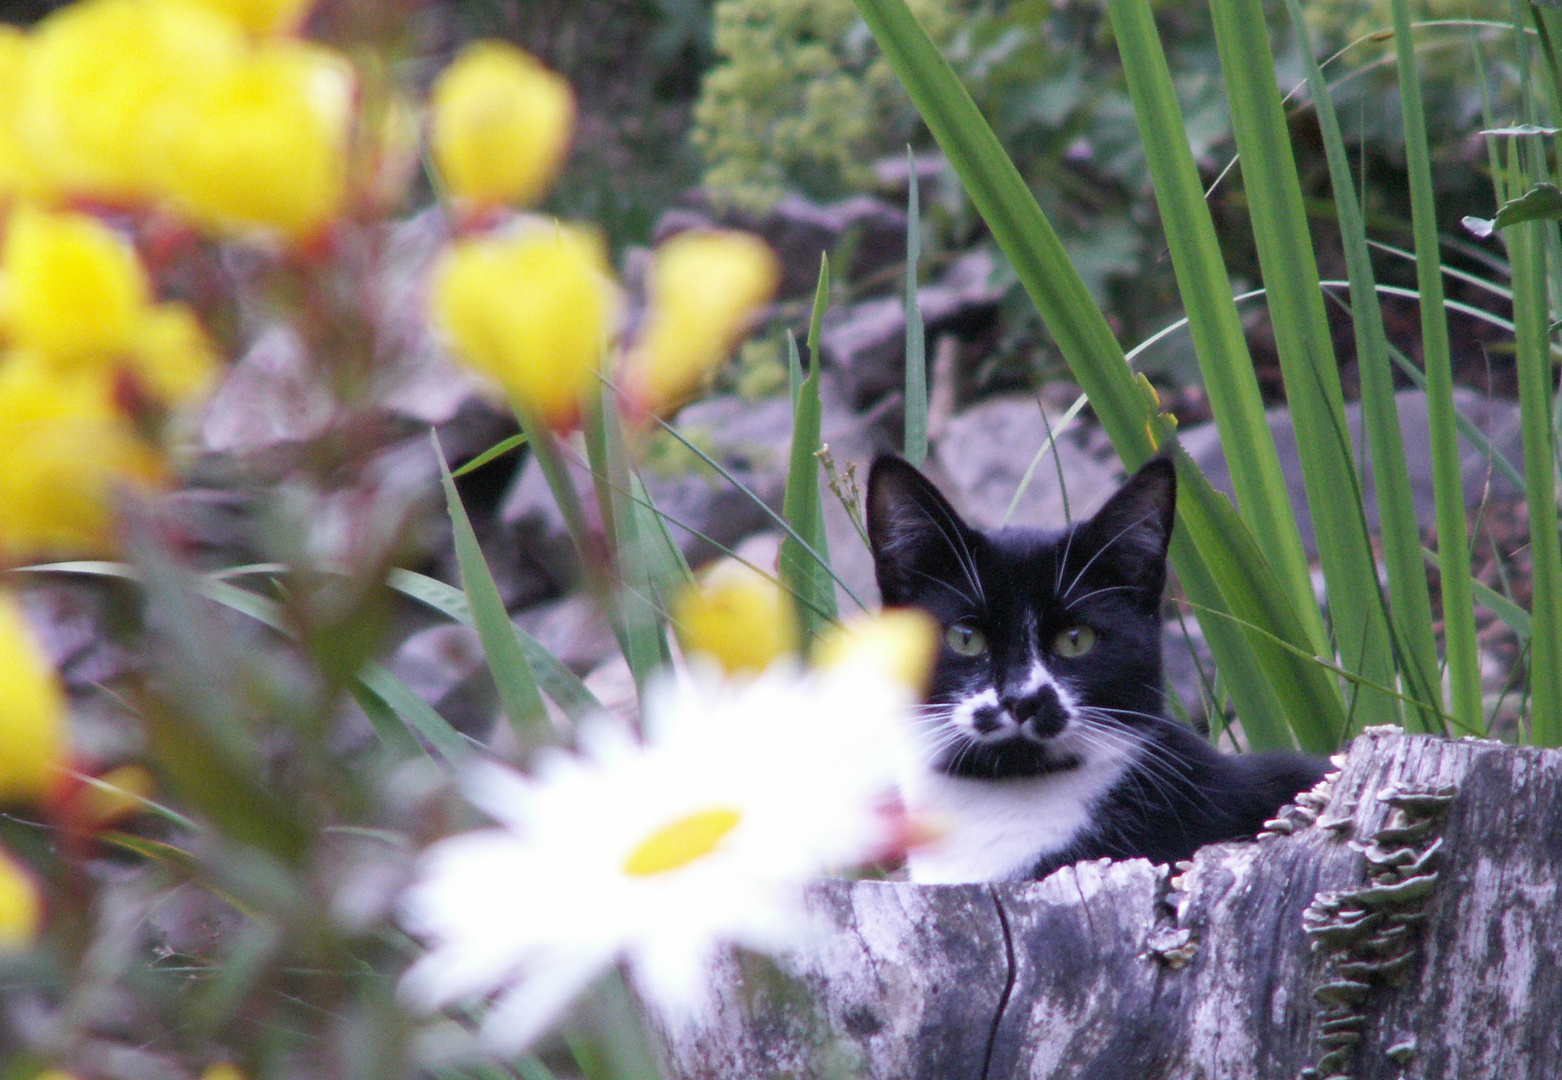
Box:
left=652, top=730, right=1562, bottom=1079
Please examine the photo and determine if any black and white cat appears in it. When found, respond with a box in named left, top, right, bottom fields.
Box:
left=866, top=453, right=1328, bottom=883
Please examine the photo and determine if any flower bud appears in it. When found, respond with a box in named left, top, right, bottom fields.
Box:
left=814, top=609, right=938, bottom=696
left=0, top=28, right=50, bottom=204
left=623, top=230, right=778, bottom=416
left=186, top=0, right=316, bottom=35
left=431, top=41, right=574, bottom=209
left=155, top=40, right=352, bottom=239
left=0, top=591, right=67, bottom=805
left=673, top=558, right=799, bottom=675
left=19, top=0, right=244, bottom=203
left=0, top=357, right=166, bottom=560
left=0, top=204, right=149, bottom=368
left=431, top=225, right=617, bottom=431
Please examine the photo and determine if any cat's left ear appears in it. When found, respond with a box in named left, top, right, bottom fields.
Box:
left=1076, top=456, right=1176, bottom=601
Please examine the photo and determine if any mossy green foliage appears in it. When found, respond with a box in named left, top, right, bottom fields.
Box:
left=695, top=0, right=975, bottom=211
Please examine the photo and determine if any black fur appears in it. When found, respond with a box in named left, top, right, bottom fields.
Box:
left=866, top=453, right=1329, bottom=879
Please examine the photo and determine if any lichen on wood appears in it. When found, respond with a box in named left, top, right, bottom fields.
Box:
left=651, top=731, right=1562, bottom=1080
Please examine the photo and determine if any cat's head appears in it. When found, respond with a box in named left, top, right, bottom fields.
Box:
left=866, top=454, right=1176, bottom=779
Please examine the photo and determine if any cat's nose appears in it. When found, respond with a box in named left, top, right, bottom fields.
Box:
left=1003, top=686, right=1067, bottom=739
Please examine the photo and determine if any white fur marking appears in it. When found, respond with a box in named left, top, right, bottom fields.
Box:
left=902, top=734, right=1138, bottom=883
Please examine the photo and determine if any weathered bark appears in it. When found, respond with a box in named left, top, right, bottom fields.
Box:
left=653, top=730, right=1562, bottom=1079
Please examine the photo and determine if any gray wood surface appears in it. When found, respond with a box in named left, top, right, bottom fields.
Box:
left=653, top=730, right=1562, bottom=1079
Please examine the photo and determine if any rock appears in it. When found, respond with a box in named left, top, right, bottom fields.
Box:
left=819, top=250, right=1004, bottom=412
left=1179, top=388, right=1524, bottom=554
left=933, top=393, right=1121, bottom=530
left=657, top=193, right=910, bottom=298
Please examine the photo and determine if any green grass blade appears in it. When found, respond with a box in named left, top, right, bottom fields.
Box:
left=357, top=663, right=476, bottom=767
left=850, top=0, right=1348, bottom=746
left=386, top=569, right=604, bottom=722
left=451, top=432, right=529, bottom=478
left=904, top=149, right=928, bottom=467
left=1106, top=0, right=1327, bottom=660
left=1283, top=0, right=1445, bottom=732
left=1510, top=212, right=1562, bottom=743
left=1209, top=0, right=1399, bottom=732
left=1385, top=0, right=1484, bottom=730
left=433, top=431, right=553, bottom=754
left=780, top=259, right=838, bottom=645
left=582, top=397, right=671, bottom=696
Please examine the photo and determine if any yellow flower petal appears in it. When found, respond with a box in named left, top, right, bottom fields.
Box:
left=129, top=303, right=219, bottom=407
left=673, top=558, right=798, bottom=675
left=814, top=609, right=938, bottom=695
left=431, top=225, right=617, bottom=431
left=624, top=230, right=779, bottom=416
left=0, top=28, right=51, bottom=205
left=154, top=40, right=352, bottom=238
left=430, top=41, right=575, bottom=210
left=622, top=807, right=742, bottom=877
left=0, top=358, right=166, bottom=560
left=0, top=204, right=150, bottom=368
left=0, top=847, right=41, bottom=951
left=0, top=591, right=67, bottom=806
left=18, top=0, right=245, bottom=203
left=185, top=0, right=315, bottom=35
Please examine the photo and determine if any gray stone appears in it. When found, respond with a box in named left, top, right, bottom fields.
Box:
left=934, top=393, right=1122, bottom=531
left=819, top=250, right=1004, bottom=411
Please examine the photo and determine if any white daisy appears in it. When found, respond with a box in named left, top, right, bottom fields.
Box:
left=398, top=653, right=917, bottom=1053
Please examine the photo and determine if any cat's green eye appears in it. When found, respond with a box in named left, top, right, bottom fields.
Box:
left=944, top=622, right=987, bottom=657
left=1054, top=625, right=1097, bottom=658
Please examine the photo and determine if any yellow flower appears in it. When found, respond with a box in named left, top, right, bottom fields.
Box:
left=200, top=1065, right=246, bottom=1080
left=0, top=358, right=165, bottom=560
left=154, top=40, right=352, bottom=239
left=672, top=558, right=799, bottom=675
left=0, top=591, right=67, bottom=806
left=129, top=303, right=219, bottom=407
left=430, top=41, right=575, bottom=210
left=0, top=204, right=150, bottom=368
left=0, top=846, right=41, bottom=950
left=623, top=230, right=779, bottom=416
left=431, top=225, right=617, bottom=431
left=815, top=609, right=938, bottom=696
left=0, top=28, right=50, bottom=205
left=186, top=0, right=315, bottom=35
left=18, top=0, right=244, bottom=203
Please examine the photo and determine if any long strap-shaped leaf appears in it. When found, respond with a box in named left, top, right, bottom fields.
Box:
left=849, top=0, right=1346, bottom=749
left=1281, top=0, right=1446, bottom=733
left=780, top=260, right=838, bottom=647
left=1104, top=0, right=1327, bottom=661
left=1386, top=0, right=1483, bottom=729
left=1207, top=0, right=1399, bottom=732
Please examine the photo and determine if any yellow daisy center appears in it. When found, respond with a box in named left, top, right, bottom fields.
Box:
left=623, top=807, right=742, bottom=877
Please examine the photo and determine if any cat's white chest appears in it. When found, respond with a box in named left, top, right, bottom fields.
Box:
left=902, top=751, right=1134, bottom=883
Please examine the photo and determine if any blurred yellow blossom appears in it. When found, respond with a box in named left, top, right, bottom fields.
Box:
left=672, top=558, right=798, bottom=674
left=0, top=204, right=149, bottom=367
left=431, top=225, right=618, bottom=431
left=0, top=358, right=165, bottom=560
left=155, top=40, right=352, bottom=238
left=187, top=0, right=315, bottom=35
left=430, top=41, right=575, bottom=210
left=0, top=28, right=49, bottom=205
left=199, top=1064, right=247, bottom=1080
left=128, top=303, right=219, bottom=407
left=19, top=0, right=244, bottom=202
left=0, top=591, right=67, bottom=805
left=815, top=608, right=938, bottom=696
left=0, top=847, right=41, bottom=950
left=623, top=229, right=778, bottom=416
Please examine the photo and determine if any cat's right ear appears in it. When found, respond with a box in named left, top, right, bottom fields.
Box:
left=867, top=455, right=977, bottom=607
